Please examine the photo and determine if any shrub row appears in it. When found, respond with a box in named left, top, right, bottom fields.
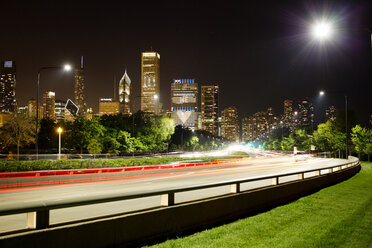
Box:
left=0, top=156, right=220, bottom=172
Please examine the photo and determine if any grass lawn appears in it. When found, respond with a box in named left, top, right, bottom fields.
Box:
left=146, top=162, right=372, bottom=248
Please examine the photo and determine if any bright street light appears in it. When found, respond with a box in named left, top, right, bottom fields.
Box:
left=57, top=127, right=63, bottom=160
left=153, top=94, right=158, bottom=100
left=319, top=90, right=325, bottom=96
left=64, top=64, right=72, bottom=71
left=311, top=20, right=333, bottom=42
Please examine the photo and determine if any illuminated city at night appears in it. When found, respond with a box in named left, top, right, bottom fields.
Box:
left=0, top=1, right=371, bottom=247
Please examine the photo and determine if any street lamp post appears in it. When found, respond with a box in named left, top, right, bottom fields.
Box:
left=57, top=127, right=63, bottom=160
left=36, top=65, right=71, bottom=159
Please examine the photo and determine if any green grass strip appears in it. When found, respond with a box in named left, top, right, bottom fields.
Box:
left=146, top=162, right=372, bottom=248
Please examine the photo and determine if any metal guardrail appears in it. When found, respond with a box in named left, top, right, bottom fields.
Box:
left=0, top=157, right=360, bottom=232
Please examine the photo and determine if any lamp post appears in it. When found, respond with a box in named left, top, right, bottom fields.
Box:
left=57, top=127, right=63, bottom=160
left=36, top=65, right=71, bottom=159
left=310, top=20, right=372, bottom=158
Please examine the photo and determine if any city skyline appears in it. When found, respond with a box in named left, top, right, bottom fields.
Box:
left=1, top=1, right=371, bottom=124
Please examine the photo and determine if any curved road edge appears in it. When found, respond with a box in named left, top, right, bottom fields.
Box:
left=0, top=157, right=361, bottom=248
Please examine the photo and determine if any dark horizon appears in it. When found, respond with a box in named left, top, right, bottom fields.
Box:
left=1, top=1, right=371, bottom=124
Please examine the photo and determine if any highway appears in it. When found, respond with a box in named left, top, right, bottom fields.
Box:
left=0, top=154, right=346, bottom=233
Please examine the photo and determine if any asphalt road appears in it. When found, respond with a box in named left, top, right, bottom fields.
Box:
left=0, top=155, right=347, bottom=233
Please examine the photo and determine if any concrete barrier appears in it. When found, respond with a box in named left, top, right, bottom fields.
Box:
left=0, top=161, right=360, bottom=248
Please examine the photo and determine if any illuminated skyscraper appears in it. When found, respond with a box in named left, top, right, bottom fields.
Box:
left=246, top=108, right=279, bottom=140
left=241, top=117, right=249, bottom=142
left=43, top=91, right=56, bottom=120
left=0, top=61, right=16, bottom=113
left=74, top=56, right=87, bottom=117
left=119, top=69, right=131, bottom=115
left=283, top=99, right=293, bottom=128
left=298, top=98, right=314, bottom=128
left=99, top=98, right=119, bottom=116
left=55, top=99, right=66, bottom=122
left=221, top=106, right=239, bottom=142
left=201, top=84, right=219, bottom=136
left=171, top=79, right=198, bottom=130
left=325, top=106, right=336, bottom=121
left=141, top=51, right=160, bottom=114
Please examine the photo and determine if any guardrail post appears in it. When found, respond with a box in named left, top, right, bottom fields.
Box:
left=315, top=170, right=321, bottom=176
left=338, top=166, right=342, bottom=171
left=230, top=183, right=240, bottom=193
left=160, top=193, right=175, bottom=206
left=298, top=173, right=304, bottom=180
left=27, top=210, right=49, bottom=229
left=328, top=168, right=333, bottom=173
left=271, top=177, right=279, bottom=185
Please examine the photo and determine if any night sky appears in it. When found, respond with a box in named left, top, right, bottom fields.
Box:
left=1, top=1, right=372, bottom=124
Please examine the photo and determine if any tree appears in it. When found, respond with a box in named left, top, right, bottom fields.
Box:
left=351, top=125, right=369, bottom=158
left=0, top=113, right=35, bottom=159
left=186, top=136, right=199, bottom=151
left=65, top=117, right=105, bottom=153
left=117, top=130, right=135, bottom=153
left=87, top=139, right=102, bottom=157
left=364, top=143, right=372, bottom=162
left=313, top=120, right=345, bottom=158
left=136, top=115, right=174, bottom=152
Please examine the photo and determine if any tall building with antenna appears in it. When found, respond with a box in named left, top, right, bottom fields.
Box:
left=119, top=69, right=131, bottom=115
left=74, top=56, right=87, bottom=117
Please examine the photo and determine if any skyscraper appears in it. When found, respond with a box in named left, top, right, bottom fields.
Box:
left=119, top=69, right=131, bottom=115
left=55, top=99, right=66, bottom=122
left=325, top=106, right=336, bottom=121
left=221, top=106, right=239, bottom=142
left=74, top=56, right=87, bottom=117
left=246, top=108, right=278, bottom=141
left=0, top=61, right=16, bottom=113
left=43, top=91, right=56, bottom=120
left=201, top=84, right=219, bottom=136
left=141, top=51, right=160, bottom=114
left=298, top=98, right=314, bottom=128
left=283, top=99, right=293, bottom=128
left=170, top=79, right=198, bottom=130
left=241, top=117, right=249, bottom=142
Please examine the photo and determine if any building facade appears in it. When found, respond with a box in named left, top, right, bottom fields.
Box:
left=74, top=56, right=87, bottom=117
left=170, top=79, right=198, bottom=130
left=141, top=51, right=160, bottom=114
left=0, top=61, right=16, bottom=113
left=201, top=85, right=219, bottom=136
left=297, top=98, right=314, bottom=129
left=241, top=116, right=249, bottom=142
left=246, top=108, right=279, bottom=141
left=55, top=99, right=66, bottom=122
left=221, top=106, right=239, bottom=142
left=43, top=91, right=56, bottom=120
left=119, top=69, right=131, bottom=115
left=283, top=99, right=293, bottom=128
left=99, top=98, right=119, bottom=116
left=325, top=106, right=336, bottom=121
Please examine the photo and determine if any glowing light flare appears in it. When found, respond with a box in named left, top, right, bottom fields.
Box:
left=319, top=90, right=325, bottom=96
left=64, top=64, right=72, bottom=71
left=311, top=20, right=333, bottom=41
left=57, top=127, right=63, bottom=133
